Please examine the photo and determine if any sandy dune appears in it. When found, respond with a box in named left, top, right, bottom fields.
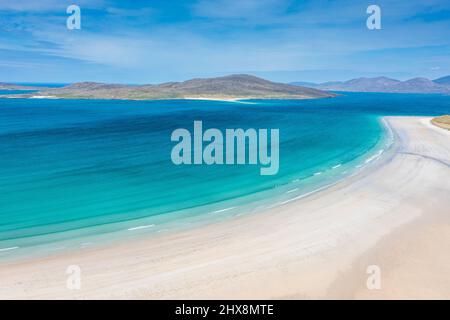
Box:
left=0, top=116, right=449, bottom=299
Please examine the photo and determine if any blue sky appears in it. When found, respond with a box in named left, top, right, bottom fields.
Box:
left=0, top=0, right=449, bottom=83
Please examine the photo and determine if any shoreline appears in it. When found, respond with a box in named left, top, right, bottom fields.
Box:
left=1, top=95, right=330, bottom=102
left=0, top=116, right=449, bottom=299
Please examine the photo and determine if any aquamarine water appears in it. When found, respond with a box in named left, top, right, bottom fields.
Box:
left=1, top=92, right=450, bottom=259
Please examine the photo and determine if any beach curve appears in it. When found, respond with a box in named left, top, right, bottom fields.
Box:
left=0, top=116, right=449, bottom=299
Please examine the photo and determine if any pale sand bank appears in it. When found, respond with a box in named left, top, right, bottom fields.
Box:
left=0, top=116, right=449, bottom=299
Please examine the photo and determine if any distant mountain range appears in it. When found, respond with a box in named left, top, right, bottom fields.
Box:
left=4, top=74, right=449, bottom=99
left=0, top=83, right=48, bottom=90
left=3, top=75, right=336, bottom=100
left=291, top=76, right=450, bottom=94
left=434, top=75, right=450, bottom=85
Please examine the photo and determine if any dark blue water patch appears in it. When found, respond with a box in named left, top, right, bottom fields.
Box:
left=0, top=90, right=37, bottom=95
left=246, top=92, right=450, bottom=117
left=12, top=83, right=68, bottom=88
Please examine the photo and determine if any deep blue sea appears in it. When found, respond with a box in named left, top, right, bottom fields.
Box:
left=0, top=90, right=37, bottom=95
left=1, top=92, right=450, bottom=258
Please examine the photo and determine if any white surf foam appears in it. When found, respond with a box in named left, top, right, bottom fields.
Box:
left=0, top=246, right=19, bottom=252
left=212, top=207, right=236, bottom=214
left=127, top=224, right=155, bottom=231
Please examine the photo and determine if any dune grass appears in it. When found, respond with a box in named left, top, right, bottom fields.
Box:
left=431, top=115, right=450, bottom=130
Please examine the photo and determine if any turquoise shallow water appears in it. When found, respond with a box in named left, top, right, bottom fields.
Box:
left=1, top=92, right=450, bottom=259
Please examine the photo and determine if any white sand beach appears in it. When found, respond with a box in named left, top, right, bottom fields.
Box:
left=0, top=116, right=449, bottom=299
left=30, top=95, right=57, bottom=99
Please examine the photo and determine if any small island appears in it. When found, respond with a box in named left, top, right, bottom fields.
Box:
left=2, top=74, right=336, bottom=101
